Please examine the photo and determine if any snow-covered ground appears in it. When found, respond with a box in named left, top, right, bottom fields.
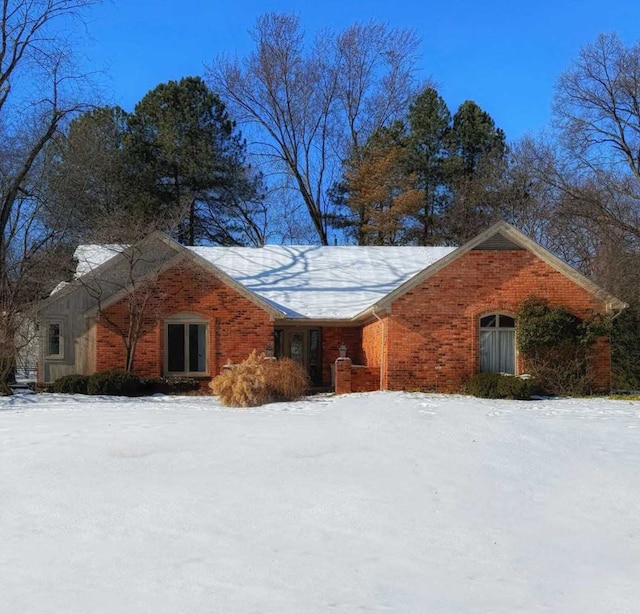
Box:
left=1, top=392, right=639, bottom=613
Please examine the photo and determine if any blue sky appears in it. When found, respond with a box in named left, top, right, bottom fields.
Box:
left=80, top=0, right=640, bottom=142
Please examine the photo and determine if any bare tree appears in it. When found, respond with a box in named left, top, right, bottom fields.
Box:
left=207, top=13, right=421, bottom=245
left=0, top=0, right=99, bottom=394
left=501, top=135, right=625, bottom=272
left=553, top=32, right=640, bottom=242
left=76, top=235, right=188, bottom=372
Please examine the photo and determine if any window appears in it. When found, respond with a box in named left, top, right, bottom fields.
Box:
left=165, top=316, right=208, bottom=375
left=479, top=313, right=516, bottom=374
left=46, top=322, right=63, bottom=358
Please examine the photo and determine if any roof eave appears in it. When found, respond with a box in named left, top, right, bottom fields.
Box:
left=184, top=249, right=285, bottom=319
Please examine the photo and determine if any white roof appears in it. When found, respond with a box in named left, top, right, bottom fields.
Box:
left=191, top=245, right=456, bottom=319
left=72, top=243, right=456, bottom=320
left=73, top=244, right=126, bottom=277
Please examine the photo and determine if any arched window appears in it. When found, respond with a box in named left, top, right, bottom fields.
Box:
left=479, top=313, right=516, bottom=374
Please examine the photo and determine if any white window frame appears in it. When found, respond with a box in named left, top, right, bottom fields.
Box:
left=164, top=314, right=209, bottom=376
left=479, top=312, right=517, bottom=375
left=44, top=320, right=65, bottom=360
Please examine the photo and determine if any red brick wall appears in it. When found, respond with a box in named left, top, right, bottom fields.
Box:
left=322, top=326, right=363, bottom=385
left=362, top=318, right=384, bottom=368
left=94, top=250, right=612, bottom=394
left=96, top=263, right=273, bottom=380
left=385, top=250, right=612, bottom=393
left=334, top=358, right=352, bottom=394
left=351, top=365, right=379, bottom=392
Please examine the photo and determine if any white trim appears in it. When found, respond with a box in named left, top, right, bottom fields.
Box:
left=77, top=233, right=284, bottom=320
left=43, top=319, right=65, bottom=361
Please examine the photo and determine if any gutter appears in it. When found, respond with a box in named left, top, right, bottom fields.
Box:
left=372, top=306, right=386, bottom=391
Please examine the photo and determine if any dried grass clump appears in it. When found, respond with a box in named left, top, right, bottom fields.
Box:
left=210, top=351, right=310, bottom=407
left=210, top=351, right=269, bottom=407
left=266, top=357, right=309, bottom=402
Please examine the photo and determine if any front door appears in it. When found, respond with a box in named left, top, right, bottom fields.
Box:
left=280, top=328, right=322, bottom=386
left=284, top=329, right=308, bottom=367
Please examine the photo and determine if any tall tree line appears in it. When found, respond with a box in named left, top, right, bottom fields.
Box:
left=207, top=13, right=423, bottom=245
left=331, top=89, right=507, bottom=245
left=4, top=4, right=640, bottom=391
left=0, top=0, right=100, bottom=394
left=501, top=33, right=640, bottom=388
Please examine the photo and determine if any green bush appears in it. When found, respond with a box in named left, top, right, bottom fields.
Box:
left=52, top=374, right=89, bottom=394
left=611, top=306, right=640, bottom=391
left=466, top=372, right=502, bottom=398
left=87, top=370, right=145, bottom=396
left=466, top=372, right=533, bottom=400
left=516, top=297, right=610, bottom=396
left=517, top=298, right=581, bottom=354
left=496, top=375, right=534, bottom=400
left=144, top=376, right=201, bottom=395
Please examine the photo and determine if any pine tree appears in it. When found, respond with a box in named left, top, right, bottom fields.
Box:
left=341, top=123, right=423, bottom=245
left=129, top=76, right=266, bottom=246
left=406, top=87, right=452, bottom=243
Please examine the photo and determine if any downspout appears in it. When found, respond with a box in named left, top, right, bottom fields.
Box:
left=372, top=307, right=386, bottom=391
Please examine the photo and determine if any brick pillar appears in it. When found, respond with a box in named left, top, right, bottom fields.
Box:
left=334, top=357, right=352, bottom=394
left=590, top=337, right=611, bottom=392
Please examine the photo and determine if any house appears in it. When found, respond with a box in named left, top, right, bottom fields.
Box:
left=37, top=222, right=626, bottom=393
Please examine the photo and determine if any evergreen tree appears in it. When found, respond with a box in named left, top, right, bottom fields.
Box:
left=438, top=101, right=507, bottom=242
left=129, top=76, right=266, bottom=246
left=46, top=106, right=151, bottom=242
left=49, top=78, right=267, bottom=246
left=451, top=101, right=506, bottom=175
left=341, top=123, right=423, bottom=244
left=406, top=87, right=452, bottom=243
left=332, top=90, right=508, bottom=246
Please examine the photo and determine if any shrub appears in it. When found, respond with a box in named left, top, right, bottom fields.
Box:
left=164, top=376, right=201, bottom=394
left=611, top=306, right=640, bottom=391
left=144, top=376, right=201, bottom=395
left=466, top=372, right=502, bottom=398
left=466, top=372, right=533, bottom=400
left=517, top=298, right=581, bottom=354
left=496, top=375, right=534, bottom=400
left=87, top=370, right=145, bottom=396
left=210, top=351, right=309, bottom=407
left=52, top=374, right=89, bottom=394
left=211, top=351, right=269, bottom=407
left=265, top=358, right=310, bottom=402
left=516, top=297, right=610, bottom=396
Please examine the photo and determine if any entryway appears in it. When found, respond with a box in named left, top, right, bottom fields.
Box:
left=276, top=328, right=322, bottom=386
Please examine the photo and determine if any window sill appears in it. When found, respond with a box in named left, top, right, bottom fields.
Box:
left=164, top=372, right=210, bottom=378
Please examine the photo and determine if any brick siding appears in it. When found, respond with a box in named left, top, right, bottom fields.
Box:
left=321, top=326, right=363, bottom=386
left=96, top=262, right=273, bottom=381
left=385, top=250, right=612, bottom=393
left=351, top=365, right=379, bottom=392
left=93, top=249, right=612, bottom=394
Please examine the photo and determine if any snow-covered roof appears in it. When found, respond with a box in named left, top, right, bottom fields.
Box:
left=191, top=245, right=456, bottom=319
left=71, top=242, right=457, bottom=320
left=73, top=244, right=126, bottom=277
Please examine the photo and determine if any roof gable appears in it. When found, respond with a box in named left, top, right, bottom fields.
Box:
left=361, top=221, right=626, bottom=315
left=43, top=232, right=286, bottom=319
